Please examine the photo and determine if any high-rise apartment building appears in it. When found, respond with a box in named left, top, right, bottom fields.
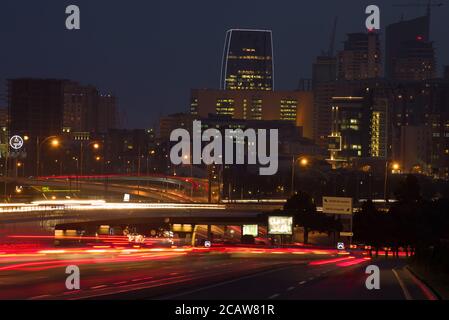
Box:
left=385, top=14, right=436, bottom=80
left=338, top=32, right=382, bottom=81
left=329, top=96, right=370, bottom=163
left=220, top=29, right=274, bottom=91
left=8, top=78, right=118, bottom=138
left=392, top=39, right=436, bottom=81
left=8, top=79, right=66, bottom=138
left=96, top=94, right=119, bottom=134
left=63, top=82, right=98, bottom=133
left=312, top=56, right=337, bottom=147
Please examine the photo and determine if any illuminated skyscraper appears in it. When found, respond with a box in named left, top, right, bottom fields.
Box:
left=220, top=29, right=274, bottom=91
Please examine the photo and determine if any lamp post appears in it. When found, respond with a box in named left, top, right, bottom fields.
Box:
left=384, top=161, right=400, bottom=201
left=183, top=154, right=194, bottom=200
left=36, top=136, right=60, bottom=177
left=80, top=141, right=100, bottom=176
left=290, top=156, right=309, bottom=196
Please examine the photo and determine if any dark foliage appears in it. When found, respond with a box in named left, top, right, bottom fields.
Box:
left=354, top=174, right=449, bottom=272
left=283, top=192, right=342, bottom=244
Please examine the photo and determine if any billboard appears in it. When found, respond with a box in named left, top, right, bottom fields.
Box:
left=323, top=196, right=353, bottom=215
left=243, top=224, right=258, bottom=237
left=268, top=216, right=293, bottom=235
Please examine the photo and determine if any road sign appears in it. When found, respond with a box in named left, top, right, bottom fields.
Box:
left=9, top=135, right=24, bottom=150
left=337, top=242, right=345, bottom=250
left=323, top=196, right=353, bottom=215
left=204, top=241, right=211, bottom=248
left=340, top=232, right=354, bottom=237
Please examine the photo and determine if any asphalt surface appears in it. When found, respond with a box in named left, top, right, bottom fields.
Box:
left=158, top=258, right=432, bottom=300
left=0, top=247, right=436, bottom=300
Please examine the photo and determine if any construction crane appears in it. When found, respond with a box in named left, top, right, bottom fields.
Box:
left=320, top=16, right=338, bottom=57
left=392, top=1, right=444, bottom=39
left=327, top=16, right=338, bottom=57
left=392, top=1, right=443, bottom=7
left=392, top=1, right=444, bottom=15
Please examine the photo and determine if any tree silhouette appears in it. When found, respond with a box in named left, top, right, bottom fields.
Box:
left=284, top=192, right=341, bottom=244
left=353, top=200, right=390, bottom=256
left=353, top=175, right=449, bottom=270
left=394, top=174, right=421, bottom=203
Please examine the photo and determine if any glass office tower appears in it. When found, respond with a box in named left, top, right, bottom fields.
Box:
left=220, top=29, right=274, bottom=91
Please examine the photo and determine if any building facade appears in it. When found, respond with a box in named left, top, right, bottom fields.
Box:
left=220, top=29, right=274, bottom=91
left=385, top=14, right=435, bottom=81
left=190, top=89, right=313, bottom=139
left=338, top=32, right=382, bottom=81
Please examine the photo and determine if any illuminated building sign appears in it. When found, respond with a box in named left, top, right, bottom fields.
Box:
left=268, top=216, right=293, bottom=235
left=242, top=224, right=258, bottom=237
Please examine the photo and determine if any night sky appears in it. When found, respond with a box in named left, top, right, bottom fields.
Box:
left=1, top=0, right=448, bottom=128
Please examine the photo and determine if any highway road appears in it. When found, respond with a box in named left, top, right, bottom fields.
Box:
left=0, top=243, right=437, bottom=300
left=160, top=258, right=437, bottom=300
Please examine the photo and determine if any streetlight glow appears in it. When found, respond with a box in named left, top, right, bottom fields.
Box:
left=51, top=139, right=60, bottom=147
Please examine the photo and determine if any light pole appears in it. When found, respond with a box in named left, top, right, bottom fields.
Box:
left=36, top=136, right=60, bottom=177
left=182, top=154, right=194, bottom=200
left=291, top=156, right=309, bottom=196
left=80, top=141, right=100, bottom=176
left=384, top=161, right=400, bottom=201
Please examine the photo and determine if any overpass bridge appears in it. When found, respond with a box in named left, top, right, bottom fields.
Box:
left=11, top=174, right=207, bottom=203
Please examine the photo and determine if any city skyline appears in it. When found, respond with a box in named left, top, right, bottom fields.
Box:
left=1, top=1, right=449, bottom=305
left=1, top=0, right=449, bottom=128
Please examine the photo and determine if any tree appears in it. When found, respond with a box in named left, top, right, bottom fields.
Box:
left=353, top=200, right=386, bottom=256
left=389, top=174, right=426, bottom=257
left=283, top=192, right=340, bottom=243
left=394, top=174, right=421, bottom=203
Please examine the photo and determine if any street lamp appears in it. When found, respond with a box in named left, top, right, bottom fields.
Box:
left=300, top=158, right=309, bottom=167
left=384, top=161, right=400, bottom=201
left=291, top=156, right=309, bottom=196
left=79, top=141, right=101, bottom=176
left=182, top=154, right=194, bottom=200
left=36, top=136, right=60, bottom=177
left=392, top=162, right=400, bottom=172
left=51, top=139, right=59, bottom=147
